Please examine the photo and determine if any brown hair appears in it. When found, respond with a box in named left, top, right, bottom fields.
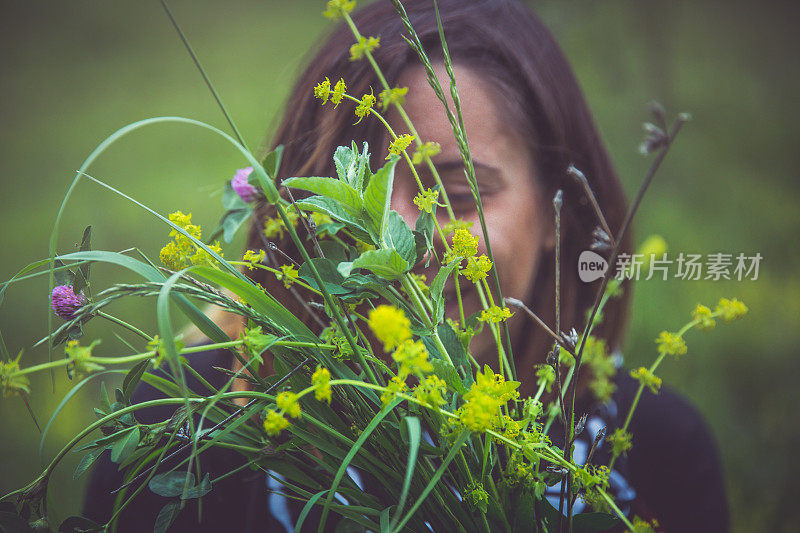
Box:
left=221, top=0, right=632, bottom=391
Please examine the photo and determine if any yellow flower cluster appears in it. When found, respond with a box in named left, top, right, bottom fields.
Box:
left=464, top=482, right=489, bottom=513
left=655, top=331, right=687, bottom=358
left=715, top=297, right=748, bottom=322
left=461, top=254, right=492, bottom=283
left=388, top=134, right=415, bottom=156
left=691, top=303, right=715, bottom=330
left=65, top=339, right=104, bottom=380
left=264, top=390, right=302, bottom=437
left=378, top=86, right=408, bottom=111
left=367, top=305, right=412, bottom=352
left=392, top=340, right=433, bottom=378
left=451, top=229, right=479, bottom=258
left=606, top=428, right=632, bottom=458
left=312, top=366, right=332, bottom=404
left=263, top=210, right=299, bottom=240
left=412, top=188, right=440, bottom=214
left=630, top=366, right=662, bottom=394
left=479, top=305, right=513, bottom=324
left=276, top=264, right=299, bottom=289
left=314, top=77, right=347, bottom=108
left=502, top=415, right=521, bottom=439
left=457, top=365, right=519, bottom=433
left=243, top=249, right=265, bottom=270
left=263, top=410, right=290, bottom=436
left=411, top=141, right=441, bottom=165
left=349, top=35, right=380, bottom=61
left=354, top=89, right=376, bottom=124
left=0, top=352, right=29, bottom=398
left=413, top=374, right=447, bottom=408
left=322, top=0, right=356, bottom=19
left=159, top=211, right=222, bottom=270
left=381, top=375, right=407, bottom=408
left=276, top=391, right=302, bottom=418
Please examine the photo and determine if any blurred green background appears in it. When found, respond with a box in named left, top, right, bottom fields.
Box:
left=1, top=1, right=797, bottom=531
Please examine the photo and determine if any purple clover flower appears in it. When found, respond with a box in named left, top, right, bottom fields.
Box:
left=51, top=285, right=88, bottom=320
left=231, top=166, right=258, bottom=203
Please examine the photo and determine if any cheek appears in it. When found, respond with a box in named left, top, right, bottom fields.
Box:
left=484, top=192, right=545, bottom=299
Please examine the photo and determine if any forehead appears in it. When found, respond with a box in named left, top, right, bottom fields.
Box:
left=391, top=62, right=535, bottom=181
left=395, top=63, right=505, bottom=155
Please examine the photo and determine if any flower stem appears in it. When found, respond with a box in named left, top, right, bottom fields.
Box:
left=97, top=311, right=152, bottom=342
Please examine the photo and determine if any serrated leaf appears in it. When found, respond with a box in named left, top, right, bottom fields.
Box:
left=283, top=176, right=363, bottom=218
left=295, top=197, right=372, bottom=243
left=339, top=249, right=409, bottom=280
left=431, top=359, right=468, bottom=395
left=384, top=211, right=416, bottom=266
left=362, top=156, right=399, bottom=241
left=298, top=258, right=349, bottom=295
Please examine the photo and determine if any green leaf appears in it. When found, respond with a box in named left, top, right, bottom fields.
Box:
left=391, top=431, right=470, bottom=532
left=339, top=249, right=410, bottom=280
left=571, top=512, right=620, bottom=532
left=40, top=370, right=123, bottom=459
left=220, top=207, right=252, bottom=243
left=58, top=515, right=103, bottom=533
left=261, top=145, right=285, bottom=181
left=299, top=258, right=349, bottom=295
left=181, top=473, right=212, bottom=499
left=318, top=398, right=402, bottom=533
left=333, top=142, right=369, bottom=190
left=191, top=265, right=317, bottom=344
left=362, top=156, right=399, bottom=241
left=73, top=447, right=105, bottom=481
left=283, top=176, right=364, bottom=218
left=153, top=501, right=181, bottom=533
left=295, top=197, right=373, bottom=243
left=53, top=259, right=75, bottom=288
left=390, top=417, right=421, bottom=531
left=222, top=181, right=249, bottom=210
left=294, top=490, right=328, bottom=533
left=122, top=360, right=150, bottom=404
left=429, top=260, right=459, bottom=321
left=431, top=359, right=468, bottom=395
left=72, top=226, right=92, bottom=295
left=110, top=426, right=139, bottom=463
left=385, top=211, right=416, bottom=266
left=149, top=472, right=196, bottom=498
left=437, top=322, right=470, bottom=379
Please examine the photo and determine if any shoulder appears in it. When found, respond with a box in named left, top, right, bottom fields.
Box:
left=613, top=370, right=730, bottom=532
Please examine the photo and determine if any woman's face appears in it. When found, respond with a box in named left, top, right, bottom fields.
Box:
left=388, top=63, right=554, bottom=367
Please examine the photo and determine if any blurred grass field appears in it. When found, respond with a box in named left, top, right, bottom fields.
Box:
left=1, top=1, right=797, bottom=530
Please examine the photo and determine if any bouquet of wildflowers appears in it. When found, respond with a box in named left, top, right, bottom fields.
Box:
left=0, top=1, right=747, bottom=532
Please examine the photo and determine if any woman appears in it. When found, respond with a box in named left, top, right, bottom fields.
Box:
left=84, top=1, right=728, bottom=531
